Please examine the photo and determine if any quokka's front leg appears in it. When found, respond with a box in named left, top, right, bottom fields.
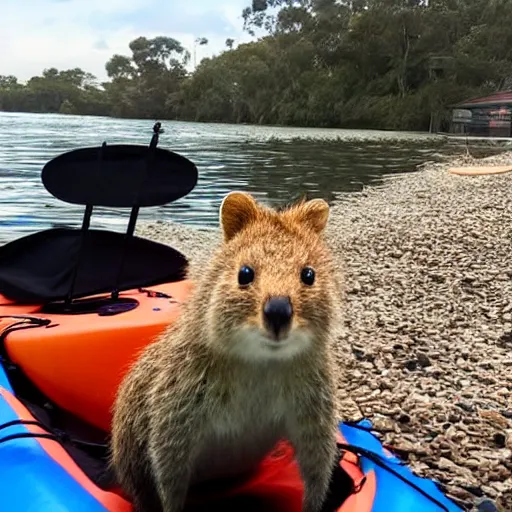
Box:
left=147, top=422, right=197, bottom=512
left=146, top=393, right=205, bottom=512
left=287, top=397, right=338, bottom=512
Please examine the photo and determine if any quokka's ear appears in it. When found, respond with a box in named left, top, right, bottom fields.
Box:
left=219, top=191, right=260, bottom=242
left=281, top=198, right=329, bottom=234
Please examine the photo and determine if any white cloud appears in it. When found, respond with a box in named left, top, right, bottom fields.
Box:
left=0, top=0, right=255, bottom=83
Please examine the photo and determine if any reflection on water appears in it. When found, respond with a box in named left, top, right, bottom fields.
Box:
left=0, top=112, right=505, bottom=244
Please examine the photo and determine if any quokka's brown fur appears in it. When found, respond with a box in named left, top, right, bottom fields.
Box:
left=110, top=191, right=342, bottom=512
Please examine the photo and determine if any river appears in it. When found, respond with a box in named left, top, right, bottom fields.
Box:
left=0, top=111, right=505, bottom=244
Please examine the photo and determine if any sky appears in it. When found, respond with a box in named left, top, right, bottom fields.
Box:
left=0, top=0, right=257, bottom=83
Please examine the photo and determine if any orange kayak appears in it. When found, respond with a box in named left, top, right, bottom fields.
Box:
left=0, top=282, right=193, bottom=432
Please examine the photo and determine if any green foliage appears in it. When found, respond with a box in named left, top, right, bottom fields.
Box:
left=1, top=1, right=511, bottom=130
left=103, top=36, right=190, bottom=119
left=0, top=67, right=108, bottom=116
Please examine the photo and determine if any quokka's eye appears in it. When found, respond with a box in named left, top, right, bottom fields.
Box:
left=238, top=265, right=255, bottom=286
left=301, top=267, right=315, bottom=286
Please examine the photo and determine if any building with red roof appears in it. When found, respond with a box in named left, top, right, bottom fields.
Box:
left=451, top=91, right=512, bottom=137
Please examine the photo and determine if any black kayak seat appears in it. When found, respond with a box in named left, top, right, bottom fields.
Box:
left=0, top=228, right=188, bottom=304
left=0, top=123, right=199, bottom=311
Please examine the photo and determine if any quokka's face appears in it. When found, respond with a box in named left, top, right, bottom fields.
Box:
left=206, top=192, right=337, bottom=362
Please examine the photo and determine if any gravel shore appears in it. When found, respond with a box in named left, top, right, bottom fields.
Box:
left=136, top=151, right=512, bottom=511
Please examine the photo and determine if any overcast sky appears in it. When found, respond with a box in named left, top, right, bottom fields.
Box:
left=1, top=0, right=257, bottom=83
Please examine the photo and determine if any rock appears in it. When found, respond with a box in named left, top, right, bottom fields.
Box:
left=435, top=455, right=452, bottom=470
left=372, top=415, right=395, bottom=433
left=493, top=433, right=506, bottom=448
left=398, top=413, right=411, bottom=424
left=417, top=353, right=432, bottom=368
left=456, top=401, right=475, bottom=413
left=338, top=397, right=363, bottom=420
left=476, top=498, right=499, bottom=512
left=404, top=359, right=418, bottom=371
left=480, top=410, right=510, bottom=429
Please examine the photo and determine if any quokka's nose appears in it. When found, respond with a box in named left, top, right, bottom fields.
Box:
left=263, top=296, right=293, bottom=339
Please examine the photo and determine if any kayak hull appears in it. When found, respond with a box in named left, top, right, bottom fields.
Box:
left=0, top=282, right=193, bottom=432
left=0, top=355, right=462, bottom=512
left=0, top=382, right=130, bottom=512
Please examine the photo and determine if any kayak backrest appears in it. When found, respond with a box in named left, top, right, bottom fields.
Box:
left=0, top=123, right=198, bottom=314
left=41, top=144, right=198, bottom=208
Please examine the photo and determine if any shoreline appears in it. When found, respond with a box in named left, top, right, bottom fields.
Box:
left=136, top=152, right=512, bottom=509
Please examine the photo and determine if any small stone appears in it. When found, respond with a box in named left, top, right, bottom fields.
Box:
left=455, top=401, right=474, bottom=413
left=438, top=457, right=457, bottom=471
left=398, top=413, right=411, bottom=424
left=477, top=498, right=500, bottom=512
left=480, top=410, right=510, bottom=429
left=352, top=349, right=365, bottom=361
left=372, top=416, right=395, bottom=432
left=338, top=398, right=363, bottom=420
left=404, top=359, right=418, bottom=371
left=465, top=485, right=484, bottom=497
left=417, top=353, right=432, bottom=368
left=493, top=433, right=506, bottom=448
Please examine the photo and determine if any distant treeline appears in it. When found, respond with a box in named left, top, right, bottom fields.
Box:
left=1, top=0, right=511, bottom=131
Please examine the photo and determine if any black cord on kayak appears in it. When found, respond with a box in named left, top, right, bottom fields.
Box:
left=0, top=316, right=51, bottom=360
left=0, top=418, right=107, bottom=450
left=340, top=420, right=408, bottom=465
left=0, top=419, right=45, bottom=432
left=0, top=431, right=59, bottom=445
left=0, top=315, right=50, bottom=324
left=337, top=442, right=451, bottom=512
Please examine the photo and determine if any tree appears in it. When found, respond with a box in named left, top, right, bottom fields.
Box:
left=194, top=37, right=209, bottom=68
left=104, top=36, right=192, bottom=119
left=129, top=36, right=191, bottom=71
left=0, top=75, right=20, bottom=90
left=106, top=55, right=135, bottom=80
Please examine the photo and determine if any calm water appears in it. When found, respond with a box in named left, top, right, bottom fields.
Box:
left=0, top=112, right=505, bottom=244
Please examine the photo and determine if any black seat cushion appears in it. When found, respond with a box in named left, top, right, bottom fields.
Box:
left=0, top=228, right=188, bottom=304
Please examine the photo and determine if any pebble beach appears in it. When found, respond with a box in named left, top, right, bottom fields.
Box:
left=137, top=151, right=512, bottom=511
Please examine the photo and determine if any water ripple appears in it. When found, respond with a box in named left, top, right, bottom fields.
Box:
left=0, top=111, right=501, bottom=244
